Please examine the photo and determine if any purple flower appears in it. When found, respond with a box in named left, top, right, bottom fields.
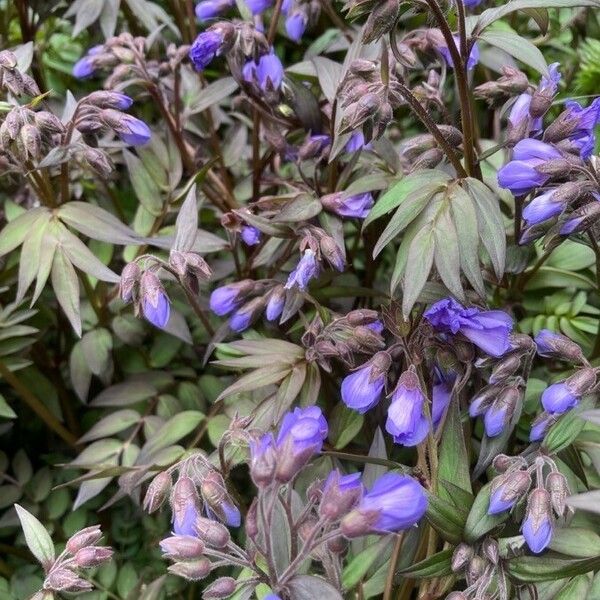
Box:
left=276, top=406, right=328, bottom=455
left=483, top=390, right=518, bottom=437
left=240, top=225, right=261, bottom=246
left=243, top=53, right=284, bottom=91
left=219, top=502, right=241, bottom=527
left=488, top=470, right=531, bottom=515
left=345, top=131, right=372, bottom=152
left=285, top=11, right=308, bottom=42
left=189, top=30, right=223, bottom=70
left=341, top=353, right=389, bottom=413
left=246, top=0, right=273, bottom=14
left=534, top=329, right=576, bottom=358
left=195, top=0, right=232, bottom=20
left=172, top=478, right=201, bottom=536
left=265, top=287, right=285, bottom=321
left=367, top=320, right=384, bottom=335
left=530, top=412, right=555, bottom=442
left=522, top=189, right=565, bottom=225
left=339, top=193, right=374, bottom=218
left=541, top=381, right=578, bottom=414
left=385, top=371, right=429, bottom=447
left=114, top=114, right=151, bottom=146
left=72, top=45, right=103, bottom=78
left=285, top=249, right=319, bottom=291
left=508, top=94, right=542, bottom=140
left=229, top=307, right=253, bottom=332
left=249, top=433, right=277, bottom=486
left=424, top=298, right=513, bottom=357
left=354, top=472, right=427, bottom=532
left=463, top=0, right=484, bottom=7
left=439, top=36, right=479, bottom=70
left=140, top=271, right=170, bottom=328
left=538, top=63, right=561, bottom=97
left=432, top=370, right=455, bottom=428
left=522, top=489, right=553, bottom=553
left=210, top=286, right=240, bottom=315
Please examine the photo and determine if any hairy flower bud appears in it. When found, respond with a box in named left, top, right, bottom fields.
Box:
left=466, top=556, right=486, bottom=585
left=169, top=251, right=212, bottom=293
left=44, top=569, right=93, bottom=592
left=194, top=517, right=231, bottom=548
left=160, top=535, right=205, bottom=559
left=200, top=470, right=241, bottom=527
left=320, top=236, right=345, bottom=272
left=74, top=546, right=114, bottom=568
left=534, top=329, right=584, bottom=363
left=488, top=469, right=531, bottom=514
left=451, top=543, right=474, bottom=572
left=119, top=262, right=141, bottom=304
left=319, top=470, right=362, bottom=520
left=20, top=124, right=41, bottom=159
left=489, top=355, right=521, bottom=383
left=143, top=471, right=172, bottom=513
left=83, top=147, right=114, bottom=176
left=545, top=471, right=569, bottom=517
left=139, top=270, right=170, bottom=328
left=245, top=499, right=259, bottom=539
left=203, top=577, right=237, bottom=598
left=168, top=558, right=212, bottom=581
left=362, top=0, right=400, bottom=43
left=83, top=91, right=133, bottom=110
left=522, top=488, right=553, bottom=553
left=249, top=434, right=277, bottom=486
left=482, top=538, right=499, bottom=565
left=66, top=526, right=103, bottom=554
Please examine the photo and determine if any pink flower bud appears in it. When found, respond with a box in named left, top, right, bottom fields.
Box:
left=119, top=262, right=141, bottom=303
left=66, top=525, right=103, bottom=554
left=74, top=546, right=114, bottom=568
left=143, top=471, right=172, bottom=513
left=194, top=517, right=230, bottom=548
left=168, top=558, right=212, bottom=581
left=203, top=577, right=237, bottom=598
left=44, top=568, right=93, bottom=592
left=160, top=535, right=205, bottom=559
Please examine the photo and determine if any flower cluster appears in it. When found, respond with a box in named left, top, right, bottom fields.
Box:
left=487, top=454, right=571, bottom=554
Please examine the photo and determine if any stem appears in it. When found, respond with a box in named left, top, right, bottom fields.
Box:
left=0, top=358, right=77, bottom=447
left=252, top=109, right=262, bottom=201
left=394, top=79, right=467, bottom=178
left=514, top=196, right=523, bottom=242
left=267, top=0, right=285, bottom=44
left=383, top=533, right=404, bottom=600
left=423, top=0, right=478, bottom=177
left=182, top=285, right=215, bottom=336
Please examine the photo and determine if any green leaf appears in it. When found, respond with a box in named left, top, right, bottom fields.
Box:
left=437, top=398, right=472, bottom=501
left=402, top=227, right=435, bottom=317
left=343, top=537, right=393, bottom=590
left=463, top=178, right=506, bottom=278
left=215, top=364, right=293, bottom=402
left=364, top=169, right=449, bottom=227
left=187, top=77, right=239, bottom=114
left=426, top=492, right=468, bottom=544
left=396, top=549, right=453, bottom=579
left=464, top=482, right=510, bottom=543
left=329, top=403, right=364, bottom=449
left=14, top=504, right=55, bottom=569
left=287, top=575, right=343, bottom=599
left=78, top=410, right=141, bottom=443
left=480, top=30, right=548, bottom=74
left=123, top=150, right=163, bottom=216
left=508, top=554, right=600, bottom=583
left=143, top=411, right=204, bottom=455
left=433, top=202, right=464, bottom=301
left=50, top=249, right=81, bottom=337
left=553, top=575, right=591, bottom=600
left=0, top=208, right=49, bottom=257
left=543, top=396, right=594, bottom=453
left=549, top=527, right=600, bottom=557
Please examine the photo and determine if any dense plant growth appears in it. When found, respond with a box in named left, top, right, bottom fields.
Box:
left=2, top=0, right=600, bottom=598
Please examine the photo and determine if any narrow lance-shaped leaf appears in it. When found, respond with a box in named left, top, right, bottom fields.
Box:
left=14, top=504, right=55, bottom=570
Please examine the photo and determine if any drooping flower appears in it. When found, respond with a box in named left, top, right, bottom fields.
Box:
left=189, top=30, right=223, bottom=71
left=541, top=381, right=578, bottom=414
left=72, top=45, right=103, bottom=78
left=522, top=189, right=565, bottom=225
left=140, top=271, right=170, bottom=328
left=522, top=489, right=553, bottom=553
left=341, top=352, right=390, bottom=413
left=209, top=280, right=253, bottom=316
left=487, top=470, right=531, bottom=515
left=560, top=200, right=600, bottom=235
left=483, top=387, right=520, bottom=437
left=321, top=192, right=374, bottom=218
left=341, top=473, right=427, bottom=536
left=424, top=298, right=513, bottom=357
left=265, top=286, right=285, bottom=321
left=345, top=131, right=371, bottom=152
left=285, top=249, right=319, bottom=291
left=114, top=114, right=151, bottom=145
left=285, top=11, right=308, bottom=42
left=240, top=225, right=261, bottom=246
left=229, top=297, right=264, bottom=332
left=243, top=53, right=284, bottom=91
left=274, top=406, right=328, bottom=481
left=530, top=412, right=556, bottom=442
left=439, top=36, right=479, bottom=70
left=431, top=369, right=455, bottom=428
left=249, top=433, right=277, bottom=486
left=534, top=329, right=584, bottom=361
left=385, top=370, right=429, bottom=446
left=171, top=477, right=201, bottom=537
left=246, top=0, right=273, bottom=14
left=195, top=0, right=233, bottom=20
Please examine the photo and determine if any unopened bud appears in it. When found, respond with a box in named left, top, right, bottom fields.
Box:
left=492, top=454, right=514, bottom=473
left=327, top=535, right=348, bottom=554
left=74, top=546, right=114, bottom=567
left=566, top=367, right=596, bottom=396
left=482, top=538, right=499, bottom=565
left=168, top=558, right=212, bottom=581
left=320, top=236, right=345, bottom=272
left=84, top=147, right=114, bottom=176
left=245, top=499, right=259, bottom=539
left=143, top=471, right=172, bottom=513
left=489, top=355, right=521, bottom=383
left=194, top=517, right=230, bottom=548
left=44, top=569, right=93, bottom=592
left=466, top=556, right=486, bottom=585
left=20, top=123, right=41, bottom=159
left=340, top=509, right=379, bottom=538
left=119, top=262, right=141, bottom=303
left=545, top=471, right=569, bottom=517
left=160, top=535, right=205, bottom=559
left=346, top=309, right=379, bottom=326
left=451, top=543, right=473, bottom=572
left=66, top=525, right=103, bottom=554
left=362, top=0, right=400, bottom=43
left=203, top=577, right=237, bottom=599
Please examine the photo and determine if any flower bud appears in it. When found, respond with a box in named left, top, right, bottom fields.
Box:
left=44, top=568, right=93, bottom=592
left=482, top=538, right=499, bottom=565
left=466, top=556, right=486, bottom=585
left=488, top=469, right=531, bottom=514
left=74, top=546, right=114, bottom=568
left=168, top=558, right=212, bottom=581
left=143, top=471, right=172, bottom=513
left=245, top=499, right=259, bottom=539
left=172, top=476, right=201, bottom=536
left=492, top=454, right=514, bottom=473
left=169, top=251, right=212, bottom=293
left=84, top=91, right=133, bottom=110
left=66, top=525, right=103, bottom=554
left=35, top=111, right=64, bottom=135
left=346, top=309, right=380, bottom=326
left=545, top=471, right=569, bottom=517
left=119, top=262, right=141, bottom=304
left=265, top=285, right=286, bottom=322
left=319, top=471, right=362, bottom=520
left=320, top=236, right=345, bottom=272
left=489, top=355, right=521, bottom=383
left=522, top=488, right=553, bottom=553
left=362, top=0, right=400, bottom=44
left=139, top=270, right=170, bottom=328
left=20, top=123, right=41, bottom=159
left=327, top=535, right=348, bottom=554
left=160, top=535, right=205, bottom=559
left=451, top=543, right=473, bottom=572
left=200, top=470, right=241, bottom=527
left=203, top=577, right=237, bottom=599
left=194, top=517, right=230, bottom=548
left=340, top=508, right=380, bottom=538
left=83, top=147, right=114, bottom=176
left=249, top=434, right=277, bottom=486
